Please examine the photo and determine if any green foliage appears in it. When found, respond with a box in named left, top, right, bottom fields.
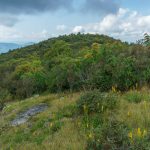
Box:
left=143, top=33, right=150, bottom=47
left=50, top=121, right=64, bottom=134
left=77, top=91, right=131, bottom=150
left=129, top=133, right=150, bottom=150
left=115, top=57, right=137, bottom=90
left=57, top=104, right=77, bottom=118
left=77, top=90, right=117, bottom=114
left=0, top=89, right=11, bottom=111
left=8, top=59, right=47, bottom=99
left=138, top=33, right=150, bottom=47
left=124, top=91, right=144, bottom=103
left=0, top=33, right=150, bottom=99
left=87, top=119, right=130, bottom=150
left=47, top=57, right=81, bottom=92
left=77, top=90, right=150, bottom=150
left=0, top=98, right=5, bottom=111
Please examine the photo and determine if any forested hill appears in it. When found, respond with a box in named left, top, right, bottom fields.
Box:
left=0, top=34, right=118, bottom=63
left=0, top=33, right=150, bottom=101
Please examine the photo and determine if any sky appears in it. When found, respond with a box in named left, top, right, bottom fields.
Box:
left=0, top=0, right=150, bottom=43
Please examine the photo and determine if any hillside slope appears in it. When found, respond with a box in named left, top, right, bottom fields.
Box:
left=0, top=33, right=149, bottom=101
left=0, top=33, right=150, bottom=149
left=0, top=92, right=86, bottom=150
left=0, top=33, right=128, bottom=100
left=1, top=89, right=150, bottom=149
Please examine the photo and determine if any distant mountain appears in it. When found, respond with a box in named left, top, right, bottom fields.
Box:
left=22, top=42, right=35, bottom=47
left=0, top=42, right=34, bottom=54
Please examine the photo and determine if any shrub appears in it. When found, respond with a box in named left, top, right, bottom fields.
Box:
left=0, top=99, right=4, bottom=111
left=50, top=121, right=64, bottom=133
left=124, top=91, right=144, bottom=103
left=60, top=105, right=77, bottom=118
left=128, top=128, right=150, bottom=150
left=87, top=118, right=130, bottom=150
left=77, top=90, right=117, bottom=114
left=0, top=89, right=10, bottom=111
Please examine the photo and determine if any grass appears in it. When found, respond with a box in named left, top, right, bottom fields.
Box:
left=0, top=92, right=86, bottom=150
left=1, top=89, right=150, bottom=149
left=117, top=99, right=150, bottom=128
left=76, top=89, right=150, bottom=149
left=117, top=88, right=150, bottom=129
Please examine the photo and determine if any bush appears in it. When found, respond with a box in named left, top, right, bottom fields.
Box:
left=59, top=105, right=77, bottom=118
left=77, top=90, right=117, bottom=114
left=0, top=99, right=4, bottom=111
left=0, top=89, right=10, bottom=111
left=87, top=118, right=130, bottom=150
left=128, top=128, right=150, bottom=150
left=50, top=121, right=64, bottom=133
left=124, top=91, right=144, bottom=103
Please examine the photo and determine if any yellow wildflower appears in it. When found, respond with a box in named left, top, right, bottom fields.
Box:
left=101, top=105, right=104, bottom=112
left=127, top=111, right=131, bottom=117
left=143, top=129, right=147, bottom=137
left=84, top=53, right=92, bottom=59
left=135, top=83, right=138, bottom=89
left=88, top=133, right=93, bottom=139
left=86, top=123, right=89, bottom=128
left=128, top=132, right=133, bottom=139
left=83, top=104, right=86, bottom=110
left=50, top=123, right=53, bottom=127
left=78, top=121, right=81, bottom=126
left=112, top=86, right=116, bottom=92
left=33, top=131, right=37, bottom=136
left=144, top=101, right=147, bottom=109
left=137, top=128, right=142, bottom=137
left=83, top=104, right=88, bottom=113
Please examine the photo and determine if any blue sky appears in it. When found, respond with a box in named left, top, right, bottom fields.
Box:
left=0, top=0, right=149, bottom=43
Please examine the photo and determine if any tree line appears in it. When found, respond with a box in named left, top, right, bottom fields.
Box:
left=0, top=33, right=150, bottom=103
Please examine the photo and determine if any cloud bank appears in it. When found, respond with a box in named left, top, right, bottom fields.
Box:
left=0, top=0, right=119, bottom=28
left=0, top=0, right=72, bottom=14
left=82, top=0, right=118, bottom=14
left=72, top=8, right=150, bottom=41
left=0, top=0, right=118, bottom=14
left=0, top=15, right=19, bottom=27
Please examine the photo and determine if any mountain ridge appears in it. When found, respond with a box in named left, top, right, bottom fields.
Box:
left=0, top=42, right=34, bottom=54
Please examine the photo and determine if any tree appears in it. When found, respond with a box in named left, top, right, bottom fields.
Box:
left=137, top=33, right=150, bottom=47
left=144, top=33, right=150, bottom=47
left=10, top=59, right=46, bottom=99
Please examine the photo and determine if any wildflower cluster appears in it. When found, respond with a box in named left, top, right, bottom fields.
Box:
left=127, top=111, right=131, bottom=117
left=112, top=86, right=117, bottom=92
left=128, top=128, right=147, bottom=140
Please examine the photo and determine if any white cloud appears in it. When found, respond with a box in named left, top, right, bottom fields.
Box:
left=1, top=7, right=150, bottom=43
left=72, top=26, right=85, bottom=33
left=0, top=26, right=50, bottom=42
left=0, top=25, right=22, bottom=41
left=72, top=8, right=150, bottom=42
left=22, top=29, right=51, bottom=42
left=56, top=25, right=67, bottom=31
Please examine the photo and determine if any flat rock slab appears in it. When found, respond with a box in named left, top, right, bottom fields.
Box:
left=11, top=104, right=48, bottom=126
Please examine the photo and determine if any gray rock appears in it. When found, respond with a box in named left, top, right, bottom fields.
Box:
left=11, top=104, right=48, bottom=126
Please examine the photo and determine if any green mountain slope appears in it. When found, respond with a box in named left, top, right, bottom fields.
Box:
left=0, top=33, right=124, bottom=100
left=1, top=33, right=150, bottom=150
left=0, top=33, right=149, bottom=102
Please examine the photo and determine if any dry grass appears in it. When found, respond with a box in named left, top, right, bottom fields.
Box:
left=0, top=92, right=86, bottom=150
left=1, top=89, right=150, bottom=149
left=117, top=89, right=150, bottom=129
